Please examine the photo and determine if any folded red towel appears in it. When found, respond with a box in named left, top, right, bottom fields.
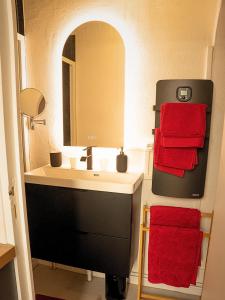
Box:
left=161, top=102, right=207, bottom=138
left=154, top=162, right=184, bottom=177
left=154, top=102, right=207, bottom=176
left=161, top=136, right=204, bottom=148
left=148, top=206, right=203, bottom=288
left=150, top=205, right=201, bottom=228
left=154, top=128, right=198, bottom=170
left=154, top=128, right=184, bottom=176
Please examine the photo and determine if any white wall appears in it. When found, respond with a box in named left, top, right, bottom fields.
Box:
left=23, top=0, right=222, bottom=296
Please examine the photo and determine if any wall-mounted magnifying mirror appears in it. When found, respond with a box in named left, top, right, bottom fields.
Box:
left=62, top=21, right=125, bottom=147
left=19, top=88, right=46, bottom=130
left=19, top=88, right=46, bottom=171
left=19, top=88, right=46, bottom=117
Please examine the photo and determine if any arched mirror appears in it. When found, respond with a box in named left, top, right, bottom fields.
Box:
left=19, top=88, right=46, bottom=117
left=62, top=21, right=125, bottom=147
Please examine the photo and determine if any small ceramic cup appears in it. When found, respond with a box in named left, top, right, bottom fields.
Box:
left=70, top=157, right=78, bottom=169
left=50, top=152, right=62, bottom=167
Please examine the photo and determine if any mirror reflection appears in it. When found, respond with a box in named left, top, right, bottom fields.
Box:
left=62, top=21, right=125, bottom=147
left=19, top=88, right=46, bottom=117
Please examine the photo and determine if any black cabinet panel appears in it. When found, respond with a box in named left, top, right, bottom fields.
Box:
left=30, top=229, right=130, bottom=275
left=26, top=184, right=132, bottom=238
left=59, top=233, right=130, bottom=276
left=69, top=189, right=132, bottom=238
left=25, top=183, right=136, bottom=276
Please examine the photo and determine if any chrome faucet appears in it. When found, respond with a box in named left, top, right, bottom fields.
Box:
left=80, top=146, right=94, bottom=170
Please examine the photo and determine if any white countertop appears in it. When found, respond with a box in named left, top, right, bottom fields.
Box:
left=24, top=165, right=144, bottom=194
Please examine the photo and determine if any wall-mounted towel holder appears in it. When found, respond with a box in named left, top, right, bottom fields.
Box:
left=152, top=79, right=213, bottom=199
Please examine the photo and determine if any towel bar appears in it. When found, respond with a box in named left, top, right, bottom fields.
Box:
left=137, top=205, right=213, bottom=300
left=151, top=128, right=210, bottom=139
left=140, top=293, right=177, bottom=300
left=153, top=105, right=211, bottom=113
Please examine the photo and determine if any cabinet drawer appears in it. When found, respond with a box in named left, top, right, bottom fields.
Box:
left=31, top=231, right=131, bottom=276
left=26, top=184, right=132, bottom=238
left=29, top=226, right=59, bottom=264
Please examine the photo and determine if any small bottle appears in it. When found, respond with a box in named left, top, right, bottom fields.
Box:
left=116, top=147, right=127, bottom=173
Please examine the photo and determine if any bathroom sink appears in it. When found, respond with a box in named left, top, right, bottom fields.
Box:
left=24, top=165, right=144, bottom=194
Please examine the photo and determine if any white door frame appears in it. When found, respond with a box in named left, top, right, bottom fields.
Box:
left=0, top=57, right=15, bottom=246
left=0, top=0, right=35, bottom=299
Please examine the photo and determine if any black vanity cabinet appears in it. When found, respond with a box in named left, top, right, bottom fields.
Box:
left=25, top=183, right=141, bottom=298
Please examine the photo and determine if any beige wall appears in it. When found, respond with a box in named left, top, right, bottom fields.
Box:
left=74, top=21, right=124, bottom=147
left=23, top=0, right=220, bottom=167
left=23, top=0, right=223, bottom=295
left=202, top=1, right=225, bottom=298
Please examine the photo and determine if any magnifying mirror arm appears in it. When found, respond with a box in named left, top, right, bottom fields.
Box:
left=30, top=117, right=46, bottom=130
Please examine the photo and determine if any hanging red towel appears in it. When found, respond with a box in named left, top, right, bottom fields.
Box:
left=154, top=128, right=197, bottom=171
left=160, top=103, right=207, bottom=148
left=154, top=102, right=207, bottom=176
left=148, top=206, right=203, bottom=288
left=161, top=136, right=204, bottom=148
left=153, top=162, right=184, bottom=177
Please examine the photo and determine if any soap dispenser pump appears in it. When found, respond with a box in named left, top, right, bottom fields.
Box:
left=116, top=147, right=127, bottom=173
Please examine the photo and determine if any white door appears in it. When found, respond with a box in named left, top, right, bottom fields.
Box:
left=201, top=118, right=225, bottom=299
left=0, top=0, right=35, bottom=299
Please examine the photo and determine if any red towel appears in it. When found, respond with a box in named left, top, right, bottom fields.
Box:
left=154, top=127, right=184, bottom=177
left=148, top=206, right=203, bottom=288
left=161, top=136, right=204, bottom=148
left=154, top=128, right=198, bottom=171
left=160, top=103, right=207, bottom=148
left=150, top=205, right=201, bottom=228
left=154, top=162, right=184, bottom=177
left=161, top=102, right=207, bottom=137
left=154, top=102, right=207, bottom=176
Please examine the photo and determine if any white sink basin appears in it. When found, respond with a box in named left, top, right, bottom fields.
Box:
left=24, top=165, right=144, bottom=194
